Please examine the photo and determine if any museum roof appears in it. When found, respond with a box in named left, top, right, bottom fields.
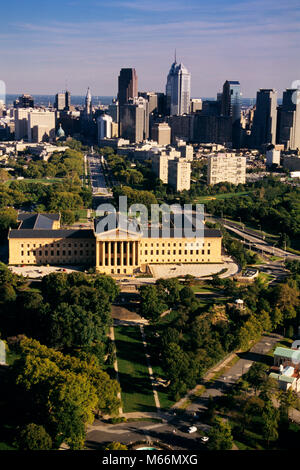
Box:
left=8, top=229, right=95, bottom=239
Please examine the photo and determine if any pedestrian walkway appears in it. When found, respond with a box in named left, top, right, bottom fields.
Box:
left=109, top=326, right=123, bottom=415
left=140, top=324, right=161, bottom=411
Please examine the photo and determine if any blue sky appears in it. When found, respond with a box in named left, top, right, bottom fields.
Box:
left=1, top=0, right=300, bottom=97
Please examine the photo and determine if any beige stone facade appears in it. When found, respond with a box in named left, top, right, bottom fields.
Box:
left=9, top=213, right=222, bottom=275
left=9, top=235, right=96, bottom=266
left=95, top=228, right=222, bottom=275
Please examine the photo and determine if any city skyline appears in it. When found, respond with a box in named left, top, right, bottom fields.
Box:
left=1, top=0, right=300, bottom=97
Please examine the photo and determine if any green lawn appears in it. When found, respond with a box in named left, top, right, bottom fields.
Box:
left=142, top=325, right=176, bottom=410
left=194, top=191, right=252, bottom=204
left=114, top=325, right=156, bottom=413
left=6, top=178, right=63, bottom=185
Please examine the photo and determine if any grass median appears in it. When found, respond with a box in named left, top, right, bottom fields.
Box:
left=114, top=324, right=156, bottom=413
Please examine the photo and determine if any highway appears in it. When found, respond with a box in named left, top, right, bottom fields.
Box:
left=205, top=214, right=300, bottom=261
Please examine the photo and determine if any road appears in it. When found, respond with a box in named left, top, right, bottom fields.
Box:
left=85, top=334, right=283, bottom=450
left=183, top=334, right=282, bottom=415
left=86, top=414, right=208, bottom=451
left=206, top=214, right=300, bottom=261
left=87, top=154, right=113, bottom=197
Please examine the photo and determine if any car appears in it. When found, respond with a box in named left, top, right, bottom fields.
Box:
left=201, top=436, right=209, bottom=443
left=188, top=426, right=197, bottom=434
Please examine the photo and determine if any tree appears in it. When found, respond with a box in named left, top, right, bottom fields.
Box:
left=0, top=207, right=17, bottom=235
left=14, top=338, right=121, bottom=449
left=278, top=389, right=298, bottom=428
left=16, top=424, right=52, bottom=450
left=274, top=282, right=299, bottom=321
left=207, top=418, right=233, bottom=450
left=105, top=442, right=128, bottom=450
left=0, top=168, right=11, bottom=183
left=61, top=209, right=75, bottom=226
left=241, top=396, right=264, bottom=434
left=139, top=285, right=168, bottom=323
left=261, top=400, right=279, bottom=447
left=245, top=363, right=267, bottom=395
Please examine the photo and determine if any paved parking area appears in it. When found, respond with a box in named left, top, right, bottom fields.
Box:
left=9, top=265, right=85, bottom=278
left=149, top=257, right=238, bottom=279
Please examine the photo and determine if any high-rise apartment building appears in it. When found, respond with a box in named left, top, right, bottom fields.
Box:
left=251, top=89, right=277, bottom=148
left=151, top=154, right=169, bottom=184
left=277, top=89, right=300, bottom=151
left=207, top=153, right=246, bottom=185
left=166, top=58, right=191, bottom=116
left=168, top=158, right=191, bottom=191
left=118, top=68, right=138, bottom=106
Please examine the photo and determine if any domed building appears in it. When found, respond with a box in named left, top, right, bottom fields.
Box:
left=56, top=124, right=66, bottom=141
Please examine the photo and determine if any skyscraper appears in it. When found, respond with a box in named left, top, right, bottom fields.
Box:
left=166, top=56, right=191, bottom=116
left=14, top=94, right=34, bottom=108
left=119, top=99, right=146, bottom=143
left=97, top=114, right=113, bottom=142
left=221, top=80, right=241, bottom=147
left=54, top=93, right=66, bottom=111
left=251, top=89, right=277, bottom=148
left=65, top=90, right=71, bottom=111
left=118, top=68, right=138, bottom=106
left=278, top=89, right=300, bottom=150
left=54, top=90, right=71, bottom=111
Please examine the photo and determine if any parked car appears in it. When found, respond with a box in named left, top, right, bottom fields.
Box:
left=188, top=426, right=197, bottom=434
left=201, top=436, right=209, bottom=442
